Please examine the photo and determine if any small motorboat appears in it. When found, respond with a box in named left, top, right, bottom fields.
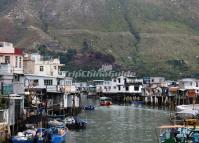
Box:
left=131, top=101, right=144, bottom=105
left=11, top=128, right=45, bottom=143
left=48, top=119, right=65, bottom=128
left=99, top=97, right=112, bottom=106
left=64, top=116, right=87, bottom=130
left=45, top=126, right=67, bottom=143
left=83, top=105, right=96, bottom=110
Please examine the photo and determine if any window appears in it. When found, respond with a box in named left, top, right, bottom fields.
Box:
left=40, top=66, right=44, bottom=72
left=124, top=78, right=127, bottom=83
left=118, top=86, right=121, bottom=91
left=113, top=79, right=116, bottom=82
left=118, top=78, right=121, bottom=83
left=126, top=86, right=129, bottom=91
left=5, top=56, right=10, bottom=64
left=31, top=79, right=39, bottom=86
left=134, top=86, right=139, bottom=91
left=54, top=66, right=57, bottom=70
left=57, top=79, right=60, bottom=85
left=114, top=86, right=116, bottom=89
left=13, top=74, right=20, bottom=82
left=44, top=80, right=53, bottom=86
left=15, top=57, right=18, bottom=68
left=0, top=43, right=3, bottom=47
left=19, top=57, right=22, bottom=68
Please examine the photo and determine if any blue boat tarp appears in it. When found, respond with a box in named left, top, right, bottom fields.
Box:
left=83, top=105, right=95, bottom=110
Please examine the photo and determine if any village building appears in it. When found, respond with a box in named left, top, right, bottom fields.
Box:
left=178, top=78, right=199, bottom=97
left=96, top=76, right=143, bottom=95
left=0, top=42, right=23, bottom=74
left=23, top=53, right=79, bottom=115
left=0, top=42, right=24, bottom=137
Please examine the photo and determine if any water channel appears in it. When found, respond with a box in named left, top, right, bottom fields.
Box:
left=66, top=97, right=170, bottom=143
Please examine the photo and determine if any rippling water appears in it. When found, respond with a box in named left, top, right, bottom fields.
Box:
left=66, top=97, right=170, bottom=143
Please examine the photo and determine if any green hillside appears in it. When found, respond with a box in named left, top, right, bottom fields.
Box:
left=0, top=0, right=199, bottom=79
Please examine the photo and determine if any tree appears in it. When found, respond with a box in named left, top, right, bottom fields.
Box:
left=37, top=44, right=47, bottom=56
left=81, top=39, right=91, bottom=53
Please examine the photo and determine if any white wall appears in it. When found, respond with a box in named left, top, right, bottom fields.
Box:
left=150, top=77, right=165, bottom=84
left=129, top=85, right=142, bottom=94
left=0, top=42, right=14, bottom=53
left=24, top=74, right=59, bottom=92
left=98, top=76, right=143, bottom=94
left=179, top=79, right=197, bottom=89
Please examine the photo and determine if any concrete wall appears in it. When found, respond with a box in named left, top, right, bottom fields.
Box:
left=0, top=42, right=14, bottom=53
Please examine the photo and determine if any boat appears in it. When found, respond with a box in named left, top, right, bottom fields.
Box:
left=176, top=104, right=199, bottom=112
left=12, top=124, right=67, bottom=143
left=64, top=116, right=87, bottom=130
left=131, top=101, right=144, bottom=105
left=157, top=125, right=199, bottom=143
left=83, top=105, right=95, bottom=110
left=99, top=97, right=112, bottom=106
left=11, top=128, right=45, bottom=143
left=48, top=119, right=65, bottom=128
left=45, top=125, right=67, bottom=143
left=170, top=109, right=199, bottom=125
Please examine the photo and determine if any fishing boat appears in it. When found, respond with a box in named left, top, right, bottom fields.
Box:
left=48, top=119, right=65, bottom=128
left=83, top=105, right=95, bottom=110
left=170, top=109, right=199, bottom=125
left=99, top=97, right=112, bottom=106
left=45, top=125, right=67, bottom=143
left=11, top=128, right=45, bottom=143
left=157, top=125, right=199, bottom=143
left=12, top=124, right=67, bottom=143
left=64, top=116, right=87, bottom=130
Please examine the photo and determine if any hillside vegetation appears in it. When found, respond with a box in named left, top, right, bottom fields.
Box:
left=0, top=0, right=199, bottom=79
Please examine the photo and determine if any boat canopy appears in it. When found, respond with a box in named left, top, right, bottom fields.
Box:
left=100, top=97, right=112, bottom=100
left=177, top=104, right=199, bottom=111
left=158, top=125, right=184, bottom=129
left=177, top=109, right=199, bottom=116
left=100, top=97, right=112, bottom=102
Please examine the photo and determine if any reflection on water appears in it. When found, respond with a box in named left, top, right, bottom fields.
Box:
left=66, top=96, right=170, bottom=143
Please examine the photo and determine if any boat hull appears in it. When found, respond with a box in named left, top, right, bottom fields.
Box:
left=100, top=102, right=112, bottom=106
left=66, top=123, right=87, bottom=130
left=83, top=105, right=95, bottom=110
left=11, top=138, right=44, bottom=143
left=51, top=133, right=66, bottom=143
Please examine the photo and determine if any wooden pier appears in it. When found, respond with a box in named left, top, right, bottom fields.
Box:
left=96, top=92, right=198, bottom=107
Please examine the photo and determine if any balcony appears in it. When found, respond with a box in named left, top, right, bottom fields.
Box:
left=58, top=71, right=66, bottom=78
left=0, top=64, right=12, bottom=74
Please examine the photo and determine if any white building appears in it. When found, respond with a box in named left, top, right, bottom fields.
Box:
left=150, top=77, right=165, bottom=84
left=0, top=42, right=25, bottom=127
left=23, top=53, right=79, bottom=111
left=23, top=53, right=66, bottom=92
left=178, top=78, right=198, bottom=90
left=0, top=42, right=23, bottom=74
left=178, top=78, right=199, bottom=96
left=96, top=76, right=143, bottom=95
left=24, top=53, right=65, bottom=78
